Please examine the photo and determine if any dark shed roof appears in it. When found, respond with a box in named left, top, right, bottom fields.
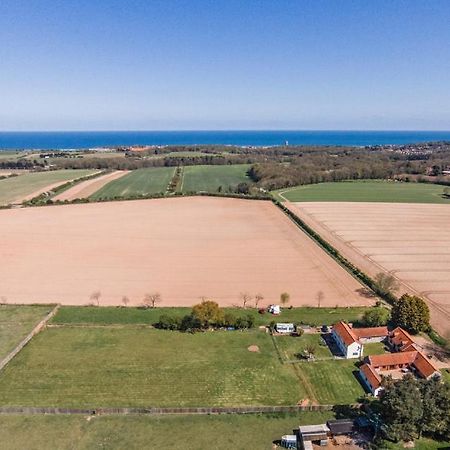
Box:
left=326, top=419, right=355, bottom=435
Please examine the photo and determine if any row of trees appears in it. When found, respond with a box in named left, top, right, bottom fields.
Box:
left=155, top=300, right=255, bottom=332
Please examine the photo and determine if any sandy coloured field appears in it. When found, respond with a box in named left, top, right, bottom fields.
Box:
left=288, top=202, right=450, bottom=336
left=0, top=197, right=370, bottom=308
left=53, top=170, right=129, bottom=201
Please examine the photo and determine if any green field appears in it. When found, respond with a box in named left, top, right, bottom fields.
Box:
left=0, top=328, right=303, bottom=407
left=0, top=169, right=96, bottom=205
left=181, top=164, right=251, bottom=193
left=0, top=412, right=335, bottom=450
left=0, top=305, right=53, bottom=360
left=90, top=167, right=175, bottom=199
left=51, top=305, right=376, bottom=327
left=273, top=180, right=450, bottom=203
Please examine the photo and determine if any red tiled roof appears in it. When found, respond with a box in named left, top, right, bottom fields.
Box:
left=353, top=326, right=389, bottom=339
left=368, top=351, right=417, bottom=368
left=390, top=327, right=414, bottom=348
left=412, top=352, right=439, bottom=379
left=360, top=363, right=382, bottom=389
left=333, top=321, right=359, bottom=346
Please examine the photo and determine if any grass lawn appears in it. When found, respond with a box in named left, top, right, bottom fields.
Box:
left=0, top=169, right=96, bottom=204
left=0, top=328, right=303, bottom=408
left=293, top=360, right=365, bottom=405
left=51, top=306, right=375, bottom=327
left=275, top=333, right=332, bottom=361
left=363, top=342, right=388, bottom=356
left=0, top=305, right=54, bottom=360
left=0, top=411, right=335, bottom=450
left=273, top=180, right=450, bottom=204
left=90, top=167, right=175, bottom=199
left=382, top=437, right=450, bottom=450
left=181, top=164, right=251, bottom=193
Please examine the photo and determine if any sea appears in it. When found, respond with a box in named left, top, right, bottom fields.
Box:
left=1, top=130, right=450, bottom=150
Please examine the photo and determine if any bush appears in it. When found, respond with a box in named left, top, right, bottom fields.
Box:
left=155, top=314, right=181, bottom=330
left=362, top=308, right=390, bottom=327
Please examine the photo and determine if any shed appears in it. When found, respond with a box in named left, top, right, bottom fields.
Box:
left=326, top=419, right=355, bottom=435
left=299, top=423, right=330, bottom=441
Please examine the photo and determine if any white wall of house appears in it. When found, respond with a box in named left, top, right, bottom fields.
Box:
left=332, top=330, right=363, bottom=358
left=359, top=370, right=383, bottom=396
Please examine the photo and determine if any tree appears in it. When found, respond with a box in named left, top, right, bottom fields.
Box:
left=443, top=187, right=450, bottom=198
left=362, top=307, right=390, bottom=327
left=143, top=292, right=161, bottom=308
left=391, top=294, right=430, bottom=333
left=240, top=292, right=252, bottom=308
left=305, top=344, right=317, bottom=357
left=316, top=290, right=324, bottom=308
left=90, top=291, right=101, bottom=306
left=280, top=292, right=290, bottom=307
left=419, top=376, right=450, bottom=439
left=373, top=272, right=400, bottom=297
left=191, top=300, right=224, bottom=328
left=254, top=293, right=264, bottom=308
left=380, top=375, right=423, bottom=442
left=379, top=376, right=450, bottom=443
left=121, top=296, right=130, bottom=307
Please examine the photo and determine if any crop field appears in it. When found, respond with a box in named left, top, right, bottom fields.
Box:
left=51, top=305, right=376, bottom=327
left=0, top=411, right=336, bottom=450
left=0, top=197, right=370, bottom=307
left=181, top=164, right=251, bottom=193
left=53, top=170, right=129, bottom=201
left=289, top=202, right=450, bottom=336
left=90, top=167, right=175, bottom=199
left=0, top=305, right=53, bottom=360
left=0, top=169, right=96, bottom=205
left=273, top=180, right=450, bottom=204
left=0, top=328, right=303, bottom=407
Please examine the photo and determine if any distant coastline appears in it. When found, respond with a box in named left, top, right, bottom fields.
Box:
left=1, top=130, right=450, bottom=150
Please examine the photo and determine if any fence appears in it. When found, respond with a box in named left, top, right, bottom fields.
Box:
left=0, top=305, right=60, bottom=372
left=0, top=404, right=360, bottom=416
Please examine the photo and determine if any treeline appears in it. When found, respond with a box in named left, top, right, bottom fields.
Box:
left=248, top=145, right=450, bottom=190
left=52, top=154, right=255, bottom=170
left=154, top=300, right=255, bottom=332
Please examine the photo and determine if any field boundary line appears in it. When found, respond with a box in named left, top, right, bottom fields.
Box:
left=0, top=304, right=60, bottom=373
left=0, top=403, right=360, bottom=416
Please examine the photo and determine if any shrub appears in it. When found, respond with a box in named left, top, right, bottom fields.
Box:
left=155, top=314, right=181, bottom=330
left=362, top=307, right=390, bottom=327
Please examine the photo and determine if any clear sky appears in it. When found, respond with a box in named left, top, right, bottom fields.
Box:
left=1, top=0, right=449, bottom=131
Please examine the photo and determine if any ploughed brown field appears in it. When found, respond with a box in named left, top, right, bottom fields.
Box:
left=289, top=202, right=450, bottom=336
left=0, top=197, right=369, bottom=308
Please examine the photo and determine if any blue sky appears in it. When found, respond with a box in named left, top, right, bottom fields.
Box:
left=1, top=0, right=449, bottom=130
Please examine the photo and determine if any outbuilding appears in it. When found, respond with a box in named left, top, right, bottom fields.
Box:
left=275, top=323, right=295, bottom=334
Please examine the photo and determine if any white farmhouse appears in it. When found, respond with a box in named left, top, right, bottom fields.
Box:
left=332, top=321, right=363, bottom=359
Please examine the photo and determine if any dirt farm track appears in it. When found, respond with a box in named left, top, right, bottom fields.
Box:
left=289, top=202, right=450, bottom=336
left=0, top=197, right=370, bottom=308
